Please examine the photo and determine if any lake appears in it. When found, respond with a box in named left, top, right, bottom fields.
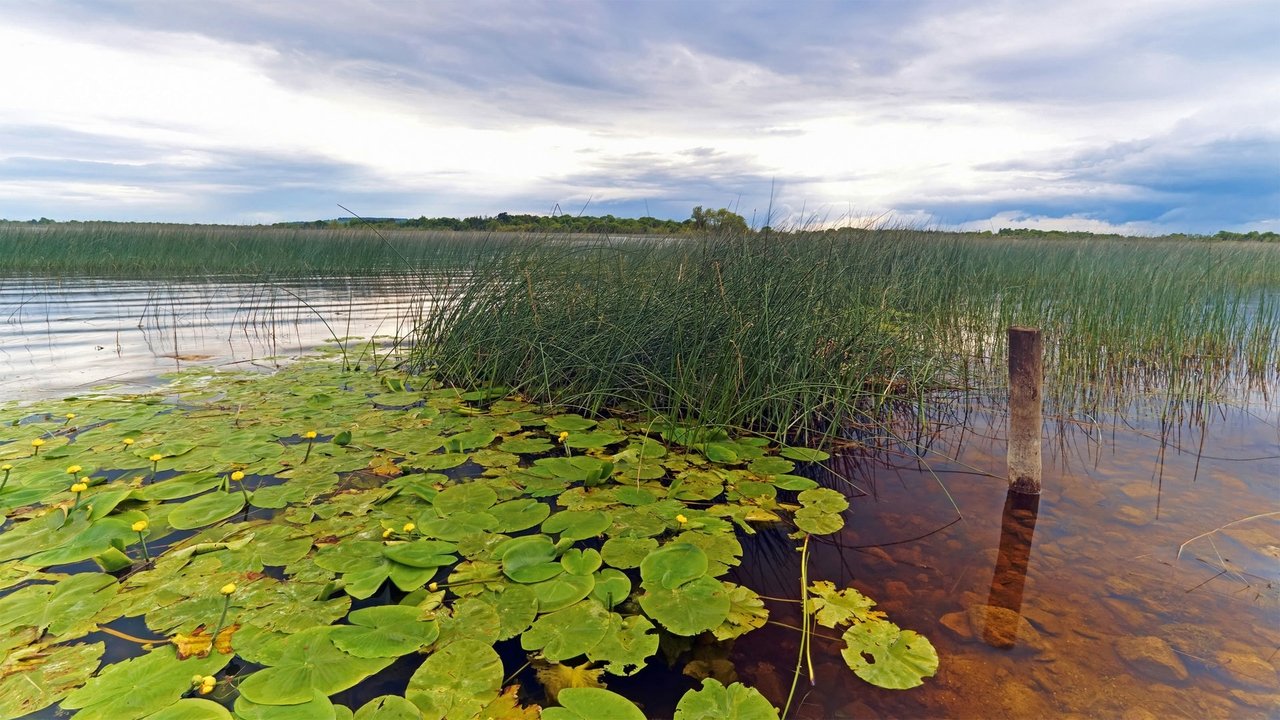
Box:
left=1, top=274, right=1275, bottom=718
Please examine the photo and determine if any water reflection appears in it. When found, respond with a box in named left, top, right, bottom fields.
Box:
left=0, top=275, right=440, bottom=402
left=981, top=491, right=1039, bottom=649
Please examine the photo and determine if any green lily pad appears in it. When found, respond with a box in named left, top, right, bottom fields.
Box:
left=560, top=548, right=602, bottom=576
left=405, top=639, right=503, bottom=720
left=496, top=437, right=554, bottom=454
left=770, top=474, right=818, bottom=491
left=840, top=619, right=939, bottom=689
left=587, top=613, right=658, bottom=676
left=544, top=414, right=598, bottom=432
left=640, top=543, right=709, bottom=590
left=145, top=698, right=235, bottom=720
left=500, top=535, right=563, bottom=583
left=639, top=576, right=730, bottom=636
left=532, top=572, right=596, bottom=612
left=431, top=482, right=498, bottom=515
left=542, top=688, right=645, bottom=720
left=234, top=689, right=337, bottom=720
left=601, top=537, right=658, bottom=569
left=793, top=507, right=844, bottom=535
left=0, top=641, right=104, bottom=719
left=237, top=627, right=395, bottom=705
left=25, top=518, right=137, bottom=567
left=779, top=447, right=829, bottom=463
left=477, top=585, right=539, bottom=640
left=541, top=510, right=610, bottom=541
left=61, top=645, right=230, bottom=720
left=797, top=488, right=848, bottom=513
left=673, top=678, right=779, bottom=720
left=167, top=491, right=246, bottom=530
left=488, top=498, right=551, bottom=532
left=331, top=605, right=439, bottom=658
left=590, top=568, right=632, bottom=608
left=383, top=540, right=458, bottom=569
left=353, top=696, right=423, bottom=720
left=747, top=457, right=795, bottom=475
left=520, top=600, right=610, bottom=661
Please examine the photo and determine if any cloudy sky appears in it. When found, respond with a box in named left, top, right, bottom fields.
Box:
left=1, top=0, right=1277, bottom=232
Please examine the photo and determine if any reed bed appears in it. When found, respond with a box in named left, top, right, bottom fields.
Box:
left=0, top=223, right=505, bottom=277
left=412, top=231, right=1279, bottom=439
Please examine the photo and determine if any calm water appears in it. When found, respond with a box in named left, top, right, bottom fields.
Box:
left=731, top=398, right=1279, bottom=719
left=0, top=275, right=435, bottom=402
left=2, top=276, right=1276, bottom=718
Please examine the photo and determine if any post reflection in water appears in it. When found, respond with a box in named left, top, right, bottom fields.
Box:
left=981, top=489, right=1040, bottom=649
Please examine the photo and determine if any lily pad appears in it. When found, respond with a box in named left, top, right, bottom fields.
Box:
left=560, top=548, right=602, bottom=576
left=167, top=491, right=246, bottom=530
left=405, top=639, right=503, bottom=720
left=61, top=645, right=230, bottom=720
left=542, top=687, right=645, bottom=720
left=673, top=678, right=779, bottom=720
left=234, top=689, right=337, bottom=720
left=431, top=482, right=498, bottom=515
left=145, top=698, right=235, bottom=720
left=500, top=535, right=563, bottom=583
left=331, top=605, right=439, bottom=658
left=532, top=572, right=596, bottom=612
left=640, top=543, right=709, bottom=590
left=639, top=576, right=730, bottom=636
left=541, top=510, right=610, bottom=541
left=520, top=600, right=610, bottom=662
left=354, top=696, right=423, bottom=720
left=383, top=540, right=458, bottom=569
left=840, top=619, right=939, bottom=689
left=0, top=641, right=104, bottom=719
left=587, top=613, right=658, bottom=676
left=237, top=626, right=395, bottom=705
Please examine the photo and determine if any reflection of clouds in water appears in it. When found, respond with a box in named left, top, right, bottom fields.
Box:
left=0, top=275, right=439, bottom=401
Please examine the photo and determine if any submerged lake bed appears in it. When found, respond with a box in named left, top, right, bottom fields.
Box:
left=1, top=227, right=1277, bottom=719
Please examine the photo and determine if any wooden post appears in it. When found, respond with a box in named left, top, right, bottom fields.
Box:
left=1007, top=327, right=1042, bottom=494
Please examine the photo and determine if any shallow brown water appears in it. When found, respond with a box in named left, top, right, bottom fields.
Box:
left=732, top=399, right=1279, bottom=719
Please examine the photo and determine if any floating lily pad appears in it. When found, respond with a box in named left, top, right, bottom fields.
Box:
left=0, top=641, right=104, bottom=719
left=331, top=605, right=439, bottom=658
left=405, top=639, right=503, bottom=720
left=487, top=498, right=551, bottom=533
left=431, top=482, right=498, bottom=515
left=353, top=696, right=422, bottom=720
left=237, top=627, right=394, bottom=705
left=560, top=548, right=602, bottom=576
left=520, top=600, right=610, bottom=662
left=234, top=689, right=337, bottom=720
left=542, top=687, right=645, bottom=720
left=500, top=535, right=563, bottom=583
left=541, top=510, right=610, bottom=541
left=587, top=613, right=658, bottom=676
left=779, top=447, right=829, bottom=463
left=673, top=678, right=779, bottom=720
left=167, top=491, right=246, bottom=530
left=639, top=576, right=730, bottom=636
left=145, top=698, right=235, bottom=720
left=840, top=619, right=939, bottom=689
left=383, top=540, right=458, bottom=569
left=640, top=543, right=709, bottom=590
left=590, top=568, right=632, bottom=608
left=532, top=572, right=596, bottom=612
left=61, top=645, right=230, bottom=720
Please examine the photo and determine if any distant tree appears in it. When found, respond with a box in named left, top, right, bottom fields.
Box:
left=690, top=206, right=749, bottom=234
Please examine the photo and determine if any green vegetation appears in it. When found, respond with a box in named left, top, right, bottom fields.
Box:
left=0, top=357, right=935, bottom=718
left=414, top=232, right=1279, bottom=440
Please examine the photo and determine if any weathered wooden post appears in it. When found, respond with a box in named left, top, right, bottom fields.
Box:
left=1007, top=327, right=1042, bottom=494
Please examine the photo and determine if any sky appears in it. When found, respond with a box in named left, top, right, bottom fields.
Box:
left=1, top=0, right=1277, bottom=233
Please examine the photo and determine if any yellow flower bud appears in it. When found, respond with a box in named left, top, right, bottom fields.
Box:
left=149, top=453, right=163, bottom=462
left=382, top=528, right=393, bottom=538
left=31, top=438, right=45, bottom=447
left=428, top=582, right=439, bottom=591
left=676, top=514, right=688, bottom=524
left=65, top=413, right=76, bottom=420
left=304, top=430, right=317, bottom=439
left=70, top=482, right=88, bottom=493
left=558, top=431, right=570, bottom=442
left=402, top=522, right=415, bottom=533
left=66, top=465, right=82, bottom=475
left=132, top=520, right=148, bottom=532
left=1, top=464, right=11, bottom=471
left=220, top=583, right=236, bottom=595
left=122, top=437, right=134, bottom=445
left=230, top=471, right=245, bottom=482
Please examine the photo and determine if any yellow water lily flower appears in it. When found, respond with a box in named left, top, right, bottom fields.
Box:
left=70, top=482, right=88, bottom=493
left=230, top=471, right=245, bottom=482
left=66, top=465, right=82, bottom=475
left=132, top=520, right=148, bottom=532
left=220, top=583, right=236, bottom=595
left=557, top=431, right=570, bottom=442
left=1, top=464, right=11, bottom=471
left=122, top=437, right=134, bottom=445
left=402, top=522, right=415, bottom=533
left=149, top=453, right=163, bottom=462
left=304, top=430, right=317, bottom=439
left=382, top=528, right=394, bottom=538
left=676, top=514, right=688, bottom=524
left=31, top=438, right=45, bottom=448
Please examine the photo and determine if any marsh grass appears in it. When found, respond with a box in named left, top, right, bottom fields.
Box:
left=0, top=223, right=503, bottom=277
left=413, top=231, right=1279, bottom=441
